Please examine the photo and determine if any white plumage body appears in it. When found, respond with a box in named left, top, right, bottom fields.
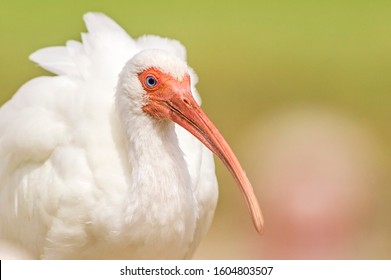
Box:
left=0, top=13, right=218, bottom=259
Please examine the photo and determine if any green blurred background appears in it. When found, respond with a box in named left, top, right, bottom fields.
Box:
left=1, top=0, right=391, bottom=259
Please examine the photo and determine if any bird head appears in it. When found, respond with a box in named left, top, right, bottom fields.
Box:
left=117, top=49, right=264, bottom=234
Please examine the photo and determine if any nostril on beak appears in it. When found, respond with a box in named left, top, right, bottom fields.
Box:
left=183, top=97, right=192, bottom=107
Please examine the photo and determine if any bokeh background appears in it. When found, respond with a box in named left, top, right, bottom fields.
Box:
left=1, top=0, right=391, bottom=259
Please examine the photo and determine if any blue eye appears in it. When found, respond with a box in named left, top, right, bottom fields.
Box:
left=146, top=76, right=157, bottom=87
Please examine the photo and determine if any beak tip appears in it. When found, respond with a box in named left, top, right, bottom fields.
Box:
left=250, top=197, right=264, bottom=235
left=256, top=220, right=264, bottom=235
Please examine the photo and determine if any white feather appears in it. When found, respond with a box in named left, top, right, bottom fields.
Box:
left=0, top=12, right=217, bottom=259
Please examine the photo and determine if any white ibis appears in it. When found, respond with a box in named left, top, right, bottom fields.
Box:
left=0, top=13, right=263, bottom=259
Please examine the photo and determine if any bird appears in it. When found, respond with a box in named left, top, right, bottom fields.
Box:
left=0, top=12, right=263, bottom=259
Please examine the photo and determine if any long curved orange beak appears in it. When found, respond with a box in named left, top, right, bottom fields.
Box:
left=142, top=70, right=264, bottom=234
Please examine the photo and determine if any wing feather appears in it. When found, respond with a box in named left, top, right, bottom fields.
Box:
left=0, top=12, right=217, bottom=258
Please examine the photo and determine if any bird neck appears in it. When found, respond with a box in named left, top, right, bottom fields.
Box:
left=119, top=113, right=198, bottom=248
left=125, top=116, right=189, bottom=186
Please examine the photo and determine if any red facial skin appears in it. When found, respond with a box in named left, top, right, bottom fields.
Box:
left=140, top=68, right=264, bottom=234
